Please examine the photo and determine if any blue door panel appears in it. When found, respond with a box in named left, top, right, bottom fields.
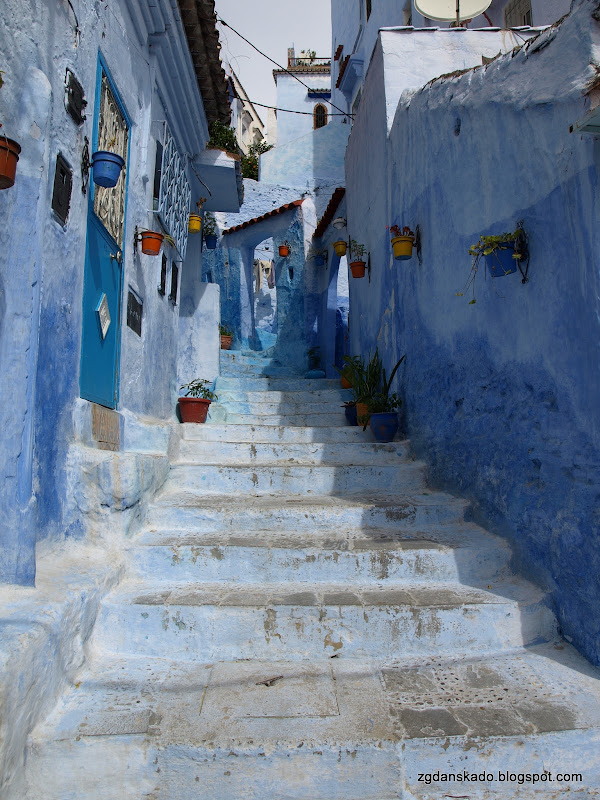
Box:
left=80, top=215, right=122, bottom=408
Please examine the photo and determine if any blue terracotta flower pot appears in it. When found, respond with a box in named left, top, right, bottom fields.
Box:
left=369, top=412, right=398, bottom=442
left=205, top=234, right=217, bottom=249
left=344, top=404, right=358, bottom=426
left=314, top=254, right=325, bottom=267
left=485, top=243, right=517, bottom=277
left=91, top=151, right=125, bottom=188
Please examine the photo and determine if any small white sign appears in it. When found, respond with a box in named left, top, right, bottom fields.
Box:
left=96, top=293, right=111, bottom=339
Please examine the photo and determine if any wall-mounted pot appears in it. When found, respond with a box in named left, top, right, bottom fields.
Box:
left=0, top=137, right=21, bottom=190
left=188, top=213, right=202, bottom=234
left=91, top=150, right=125, bottom=188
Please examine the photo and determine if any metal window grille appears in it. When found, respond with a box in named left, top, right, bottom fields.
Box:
left=504, top=0, right=533, bottom=27
left=314, top=104, right=327, bottom=129
left=93, top=73, right=128, bottom=247
left=157, top=125, right=191, bottom=260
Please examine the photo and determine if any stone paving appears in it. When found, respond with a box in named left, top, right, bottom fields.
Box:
left=23, top=351, right=600, bottom=798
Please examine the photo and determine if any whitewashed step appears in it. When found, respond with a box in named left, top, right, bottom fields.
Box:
left=25, top=645, right=600, bottom=800
left=177, top=439, right=411, bottom=466
left=130, top=521, right=512, bottom=585
left=24, top=655, right=401, bottom=800
left=145, top=491, right=470, bottom=532
left=181, top=422, right=380, bottom=443
left=90, top=579, right=557, bottom=661
left=215, top=375, right=342, bottom=392
left=165, top=462, right=426, bottom=495
left=216, top=388, right=350, bottom=404
left=218, top=392, right=350, bottom=417
left=211, top=409, right=349, bottom=426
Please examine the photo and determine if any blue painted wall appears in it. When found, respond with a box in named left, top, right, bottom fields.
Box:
left=260, top=121, right=350, bottom=189
left=274, top=72, right=333, bottom=147
left=0, top=0, right=218, bottom=582
left=344, top=0, right=600, bottom=664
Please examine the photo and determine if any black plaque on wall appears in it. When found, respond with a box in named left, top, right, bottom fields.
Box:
left=127, top=289, right=143, bottom=336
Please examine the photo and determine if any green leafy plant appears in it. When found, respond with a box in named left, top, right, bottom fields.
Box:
left=366, top=354, right=406, bottom=414
left=203, top=212, right=218, bottom=237
left=241, top=140, right=274, bottom=181
left=335, top=352, right=381, bottom=405
left=349, top=239, right=366, bottom=261
left=219, top=322, right=233, bottom=337
left=207, top=121, right=240, bottom=155
left=458, top=224, right=528, bottom=304
left=179, top=379, right=218, bottom=401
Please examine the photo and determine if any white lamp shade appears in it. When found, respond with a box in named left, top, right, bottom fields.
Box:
left=414, top=0, right=492, bottom=21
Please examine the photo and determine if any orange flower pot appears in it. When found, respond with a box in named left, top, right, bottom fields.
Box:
left=356, top=402, right=370, bottom=427
left=140, top=231, right=163, bottom=255
left=341, top=376, right=352, bottom=389
left=279, top=244, right=290, bottom=257
left=220, top=334, right=232, bottom=350
left=179, top=397, right=211, bottom=423
left=350, top=260, right=366, bottom=279
left=0, top=137, right=21, bottom=190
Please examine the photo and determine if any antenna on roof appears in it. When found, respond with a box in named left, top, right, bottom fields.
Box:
left=414, top=0, right=492, bottom=24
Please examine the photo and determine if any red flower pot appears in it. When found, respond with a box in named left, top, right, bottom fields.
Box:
left=178, top=397, right=211, bottom=423
left=279, top=244, right=290, bottom=257
left=350, top=260, right=365, bottom=278
left=0, top=137, right=21, bottom=190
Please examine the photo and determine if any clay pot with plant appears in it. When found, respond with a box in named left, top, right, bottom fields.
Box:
left=366, top=354, right=406, bottom=442
left=390, top=225, right=415, bottom=261
left=178, top=379, right=218, bottom=423
left=0, top=70, right=22, bottom=191
left=349, top=239, right=367, bottom=278
left=458, top=223, right=529, bottom=304
left=203, top=213, right=218, bottom=249
left=219, top=322, right=233, bottom=350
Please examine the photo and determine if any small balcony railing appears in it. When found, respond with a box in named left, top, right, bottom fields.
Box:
left=288, top=57, right=331, bottom=68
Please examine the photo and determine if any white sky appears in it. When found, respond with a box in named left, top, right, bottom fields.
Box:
left=214, top=0, right=332, bottom=127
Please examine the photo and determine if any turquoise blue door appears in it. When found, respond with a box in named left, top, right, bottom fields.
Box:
left=80, top=216, right=123, bottom=407
left=80, top=60, right=129, bottom=408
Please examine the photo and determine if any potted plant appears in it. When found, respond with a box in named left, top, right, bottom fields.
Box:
left=458, top=223, right=528, bottom=304
left=335, top=352, right=381, bottom=427
left=0, top=70, right=21, bottom=191
left=390, top=225, right=415, bottom=260
left=203, top=213, right=218, bottom=248
left=367, top=354, right=406, bottom=442
left=308, top=245, right=327, bottom=267
left=188, top=213, right=202, bottom=234
left=178, top=379, right=218, bottom=423
left=279, top=240, right=291, bottom=257
left=333, top=239, right=347, bottom=257
left=91, top=136, right=125, bottom=188
left=349, top=239, right=367, bottom=279
left=136, top=229, right=176, bottom=255
left=219, top=322, right=233, bottom=350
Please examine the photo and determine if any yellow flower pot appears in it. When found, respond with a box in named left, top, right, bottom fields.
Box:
left=391, top=235, right=414, bottom=260
left=188, top=213, right=202, bottom=234
left=333, top=240, right=347, bottom=257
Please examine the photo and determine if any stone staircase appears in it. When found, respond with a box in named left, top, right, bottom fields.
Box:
left=23, top=351, right=600, bottom=798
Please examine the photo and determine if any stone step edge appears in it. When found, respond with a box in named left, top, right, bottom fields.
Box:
left=110, top=578, right=549, bottom=608
left=135, top=522, right=505, bottom=549
left=149, top=490, right=469, bottom=508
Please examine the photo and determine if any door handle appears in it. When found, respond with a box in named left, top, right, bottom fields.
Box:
left=110, top=251, right=122, bottom=264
